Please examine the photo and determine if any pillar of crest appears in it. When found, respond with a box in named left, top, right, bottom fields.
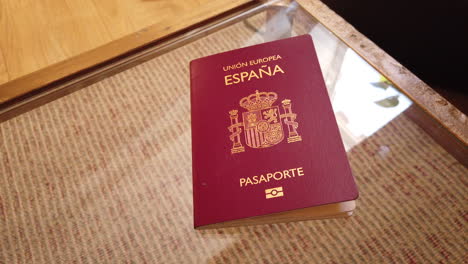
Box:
left=228, top=110, right=245, bottom=154
left=281, top=99, right=302, bottom=143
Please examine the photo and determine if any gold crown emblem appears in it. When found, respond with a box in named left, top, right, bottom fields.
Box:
left=239, top=90, right=278, bottom=111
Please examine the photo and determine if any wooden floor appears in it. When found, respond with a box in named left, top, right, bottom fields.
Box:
left=0, top=0, right=251, bottom=103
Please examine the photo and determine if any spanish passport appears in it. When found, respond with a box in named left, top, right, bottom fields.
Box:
left=190, top=35, right=358, bottom=229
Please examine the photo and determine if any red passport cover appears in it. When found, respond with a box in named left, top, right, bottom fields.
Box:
left=190, top=35, right=358, bottom=228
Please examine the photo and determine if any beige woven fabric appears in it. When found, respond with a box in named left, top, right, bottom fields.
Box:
left=1, top=15, right=467, bottom=264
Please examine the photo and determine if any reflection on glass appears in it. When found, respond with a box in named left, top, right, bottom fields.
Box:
left=243, top=6, right=414, bottom=151
left=331, top=50, right=412, bottom=150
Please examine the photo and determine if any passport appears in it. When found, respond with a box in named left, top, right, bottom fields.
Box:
left=190, top=35, right=358, bottom=229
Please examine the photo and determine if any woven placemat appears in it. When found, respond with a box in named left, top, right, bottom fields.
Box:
left=0, top=14, right=466, bottom=264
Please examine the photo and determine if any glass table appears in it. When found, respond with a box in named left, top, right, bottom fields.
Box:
left=0, top=1, right=466, bottom=263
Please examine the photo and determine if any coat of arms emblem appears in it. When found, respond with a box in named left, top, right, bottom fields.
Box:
left=228, top=90, right=302, bottom=154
